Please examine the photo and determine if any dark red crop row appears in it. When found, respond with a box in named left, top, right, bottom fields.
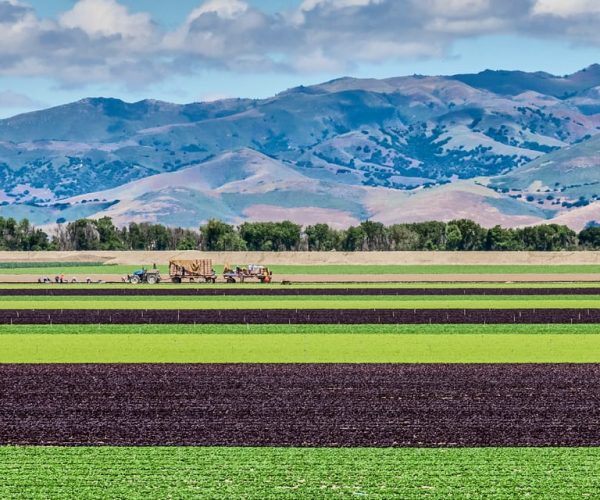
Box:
left=1, top=308, right=600, bottom=324
left=1, top=363, right=599, bottom=447
left=2, top=287, right=600, bottom=296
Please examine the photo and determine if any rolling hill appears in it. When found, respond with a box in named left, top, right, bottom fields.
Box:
left=1, top=66, right=600, bottom=229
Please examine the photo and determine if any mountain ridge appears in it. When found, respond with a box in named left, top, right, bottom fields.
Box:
left=1, top=66, right=600, bottom=229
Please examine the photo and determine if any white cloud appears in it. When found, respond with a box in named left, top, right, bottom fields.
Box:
left=187, top=0, right=248, bottom=20
left=299, top=0, right=382, bottom=11
left=293, top=0, right=382, bottom=23
left=59, top=0, right=155, bottom=41
left=425, top=0, right=491, bottom=17
left=0, top=0, right=598, bottom=89
left=199, top=92, right=231, bottom=102
left=0, top=90, right=45, bottom=109
left=533, top=0, right=600, bottom=17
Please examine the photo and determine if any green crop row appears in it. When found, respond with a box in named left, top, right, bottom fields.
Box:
left=0, top=262, right=108, bottom=269
left=3, top=282, right=600, bottom=290
left=2, top=264, right=600, bottom=275
left=1, top=294, right=600, bottom=309
left=1, top=323, right=598, bottom=335
left=0, top=264, right=159, bottom=275
left=1, top=447, right=599, bottom=499
left=3, top=333, right=600, bottom=363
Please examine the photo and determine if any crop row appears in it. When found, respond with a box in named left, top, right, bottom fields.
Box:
left=4, top=282, right=600, bottom=290
left=2, top=308, right=600, bottom=324
left=2, top=447, right=600, bottom=499
left=1, top=364, right=600, bottom=446
left=2, top=322, right=598, bottom=335
left=4, top=295, right=600, bottom=310
left=2, top=287, right=600, bottom=296
left=4, top=333, right=600, bottom=363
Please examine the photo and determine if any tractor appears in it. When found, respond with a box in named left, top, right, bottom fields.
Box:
left=126, top=268, right=161, bottom=285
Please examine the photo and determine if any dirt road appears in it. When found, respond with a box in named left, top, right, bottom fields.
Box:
left=5, top=273, right=600, bottom=284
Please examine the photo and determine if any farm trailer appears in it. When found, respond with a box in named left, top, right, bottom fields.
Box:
left=169, top=259, right=217, bottom=284
left=223, top=264, right=273, bottom=284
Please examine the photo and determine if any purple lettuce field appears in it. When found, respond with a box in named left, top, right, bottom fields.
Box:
left=1, top=308, right=600, bottom=324
left=2, top=363, right=600, bottom=447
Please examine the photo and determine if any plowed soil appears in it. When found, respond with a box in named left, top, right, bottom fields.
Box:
left=5, top=273, right=600, bottom=283
left=2, top=364, right=599, bottom=447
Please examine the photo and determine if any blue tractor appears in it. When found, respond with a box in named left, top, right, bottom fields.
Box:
left=126, top=267, right=161, bottom=285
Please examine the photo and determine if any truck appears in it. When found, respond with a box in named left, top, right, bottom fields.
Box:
left=169, top=259, right=216, bottom=283
left=223, top=263, right=273, bottom=283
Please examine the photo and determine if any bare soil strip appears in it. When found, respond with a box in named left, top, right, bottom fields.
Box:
left=5, top=273, right=600, bottom=283
left=0, top=287, right=599, bottom=296
left=2, top=364, right=599, bottom=447
left=2, top=250, right=600, bottom=266
left=1, top=308, right=600, bottom=324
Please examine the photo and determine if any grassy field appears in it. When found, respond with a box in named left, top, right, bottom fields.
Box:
left=2, top=447, right=599, bottom=499
left=1, top=294, right=600, bottom=309
left=3, top=263, right=600, bottom=275
left=3, top=332, right=600, bottom=363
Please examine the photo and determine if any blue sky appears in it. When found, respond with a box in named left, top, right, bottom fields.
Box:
left=1, top=0, right=600, bottom=117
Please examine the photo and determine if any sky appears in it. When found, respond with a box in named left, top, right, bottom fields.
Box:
left=1, top=0, right=600, bottom=117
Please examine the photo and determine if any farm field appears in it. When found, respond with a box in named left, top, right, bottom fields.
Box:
left=2, top=271, right=600, bottom=497
left=1, top=294, right=600, bottom=309
left=2, top=447, right=600, bottom=499
left=2, top=322, right=598, bottom=334
left=3, top=363, right=600, bottom=447
left=3, top=263, right=600, bottom=275
left=4, top=281, right=600, bottom=290
left=3, top=332, right=600, bottom=363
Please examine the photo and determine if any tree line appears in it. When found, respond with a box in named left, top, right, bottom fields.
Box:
left=0, top=216, right=599, bottom=251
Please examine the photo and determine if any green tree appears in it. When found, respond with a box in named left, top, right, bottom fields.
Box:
left=485, top=225, right=523, bottom=251
left=215, top=231, right=247, bottom=251
left=94, top=217, right=124, bottom=250
left=445, top=223, right=462, bottom=250
left=449, top=219, right=486, bottom=250
left=520, top=224, right=577, bottom=251
left=305, top=223, right=341, bottom=251
left=360, top=221, right=388, bottom=250
left=175, top=234, right=199, bottom=250
left=239, top=221, right=301, bottom=251
left=342, top=226, right=366, bottom=251
left=200, top=219, right=237, bottom=251
left=66, top=219, right=100, bottom=250
left=388, top=224, right=420, bottom=250
left=409, top=221, right=447, bottom=250
left=579, top=226, right=600, bottom=249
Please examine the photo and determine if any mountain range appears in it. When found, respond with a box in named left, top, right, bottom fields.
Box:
left=1, top=65, right=600, bottom=229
